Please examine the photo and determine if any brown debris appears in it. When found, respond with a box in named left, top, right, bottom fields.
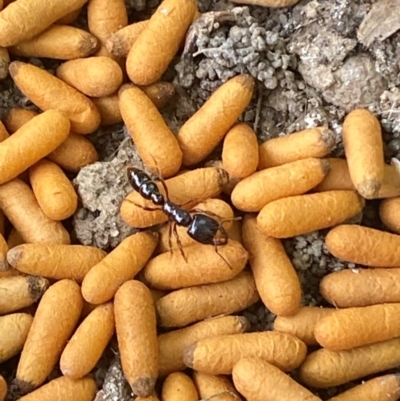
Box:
left=358, top=0, right=400, bottom=47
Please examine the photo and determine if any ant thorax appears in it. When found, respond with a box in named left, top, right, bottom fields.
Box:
left=163, top=201, right=192, bottom=227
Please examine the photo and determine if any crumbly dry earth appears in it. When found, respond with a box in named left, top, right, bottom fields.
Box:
left=1, top=0, right=400, bottom=399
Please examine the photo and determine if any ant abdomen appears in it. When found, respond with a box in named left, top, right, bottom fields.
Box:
left=127, top=167, right=150, bottom=192
left=127, top=167, right=164, bottom=205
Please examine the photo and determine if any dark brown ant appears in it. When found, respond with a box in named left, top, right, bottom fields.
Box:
left=126, top=166, right=233, bottom=268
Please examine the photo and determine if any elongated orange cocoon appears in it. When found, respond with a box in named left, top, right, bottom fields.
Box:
left=0, top=0, right=88, bottom=47
left=222, top=123, right=259, bottom=179
left=0, top=233, right=8, bottom=271
left=314, top=303, right=400, bottom=351
left=159, top=315, right=250, bottom=377
left=9, top=61, right=101, bottom=134
left=60, top=302, right=115, bottom=379
left=193, top=372, right=240, bottom=401
left=0, top=179, right=70, bottom=244
left=0, top=313, right=33, bottom=363
left=88, top=0, right=127, bottom=56
left=0, top=375, right=6, bottom=401
left=126, top=0, right=197, bottom=85
left=326, top=374, right=400, bottom=401
left=315, top=158, right=400, bottom=199
left=0, top=211, right=4, bottom=237
left=242, top=215, right=301, bottom=316
left=48, top=133, right=99, bottom=173
left=7, top=243, right=106, bottom=283
left=257, top=190, right=365, bottom=238
left=258, top=126, right=336, bottom=169
left=0, top=121, right=9, bottom=142
left=7, top=228, right=24, bottom=249
left=16, top=279, right=83, bottom=394
left=135, top=397, right=160, bottom=401
left=156, top=271, right=259, bottom=327
left=56, top=57, right=123, bottom=97
left=91, top=93, right=122, bottom=125
left=56, top=7, right=82, bottom=24
left=0, top=212, right=4, bottom=238
left=81, top=231, right=158, bottom=304
left=119, top=84, right=182, bottom=178
left=140, top=82, right=176, bottom=109
left=0, top=47, right=9, bottom=80
left=106, top=20, right=149, bottom=58
left=17, top=376, right=97, bottom=401
left=342, top=109, right=384, bottom=199
left=299, top=338, right=400, bottom=388
left=29, top=159, right=78, bottom=221
left=162, top=372, right=198, bottom=401
left=178, top=75, right=254, bottom=166
left=315, top=158, right=355, bottom=192
left=0, top=275, right=49, bottom=315
left=0, top=269, right=19, bottom=279
left=184, top=331, right=307, bottom=375
left=3, top=108, right=38, bottom=134
left=115, top=280, right=158, bottom=398
left=320, top=268, right=400, bottom=308
left=380, top=197, right=400, bottom=233
left=319, top=159, right=400, bottom=199
left=144, top=240, right=248, bottom=290
left=233, top=357, right=322, bottom=401
left=9, top=25, right=99, bottom=60
left=0, top=123, right=9, bottom=149
left=377, top=164, right=400, bottom=198
left=1, top=108, right=97, bottom=173
left=274, top=306, right=336, bottom=345
left=325, top=224, right=400, bottom=267
left=0, top=109, right=70, bottom=185
left=232, top=158, right=329, bottom=212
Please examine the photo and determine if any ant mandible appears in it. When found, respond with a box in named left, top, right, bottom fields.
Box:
left=126, top=166, right=233, bottom=268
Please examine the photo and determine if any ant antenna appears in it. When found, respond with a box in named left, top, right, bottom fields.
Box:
left=190, top=207, right=242, bottom=226
left=217, top=216, right=242, bottom=271
left=212, top=223, right=233, bottom=270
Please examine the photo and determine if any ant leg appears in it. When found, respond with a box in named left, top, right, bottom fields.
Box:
left=192, top=209, right=242, bottom=242
left=167, top=222, right=188, bottom=262
left=191, top=208, right=242, bottom=223
left=180, top=197, right=199, bottom=209
left=214, top=244, right=233, bottom=270
left=212, top=226, right=233, bottom=270
left=172, top=223, right=188, bottom=263
left=124, top=198, right=160, bottom=212
left=189, top=207, right=220, bottom=217
left=159, top=177, right=170, bottom=201
left=167, top=222, right=174, bottom=252
left=215, top=224, right=228, bottom=245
